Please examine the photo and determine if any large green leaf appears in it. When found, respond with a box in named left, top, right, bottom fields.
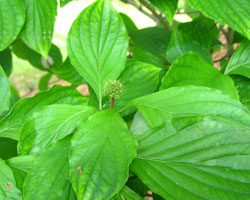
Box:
left=231, top=75, right=250, bottom=110
left=0, top=0, right=25, bottom=51
left=0, top=66, right=11, bottom=116
left=161, top=52, right=239, bottom=100
left=149, top=0, right=178, bottom=25
left=24, top=136, right=76, bottom=200
left=69, top=110, right=137, bottom=200
left=67, top=0, right=128, bottom=109
left=131, top=118, right=250, bottom=199
left=18, top=104, right=96, bottom=156
left=225, top=39, right=250, bottom=79
left=166, top=30, right=212, bottom=63
left=126, top=86, right=250, bottom=127
left=21, top=0, right=58, bottom=57
left=104, top=60, right=161, bottom=113
left=0, top=159, right=22, bottom=199
left=0, top=48, right=12, bottom=76
left=51, top=57, right=86, bottom=85
left=0, top=85, right=87, bottom=140
left=130, top=111, right=150, bottom=136
left=188, top=0, right=250, bottom=40
left=12, top=40, right=63, bottom=71
left=130, top=27, right=171, bottom=55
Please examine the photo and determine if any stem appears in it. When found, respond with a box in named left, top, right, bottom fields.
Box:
left=110, top=97, right=115, bottom=109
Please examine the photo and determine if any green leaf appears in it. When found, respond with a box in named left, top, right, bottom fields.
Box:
left=161, top=52, right=239, bottom=100
left=38, top=73, right=52, bottom=91
left=131, top=118, right=250, bottom=199
left=60, top=0, right=74, bottom=7
left=149, top=0, right=178, bottom=25
left=0, top=0, right=25, bottom=51
left=0, top=48, right=12, bottom=76
left=21, top=0, right=58, bottom=57
left=178, top=17, right=219, bottom=48
left=6, top=155, right=35, bottom=193
left=0, top=66, right=11, bottom=116
left=231, top=75, right=250, bottom=110
left=225, top=39, right=250, bottom=79
left=130, top=46, right=166, bottom=69
left=67, top=0, right=128, bottom=109
left=188, top=0, right=250, bottom=40
left=69, top=110, right=137, bottom=200
left=130, top=111, right=151, bottom=136
left=0, top=85, right=87, bottom=140
left=120, top=13, right=138, bottom=34
left=18, top=104, right=96, bottom=156
left=12, top=40, right=63, bottom=71
left=105, top=60, right=161, bottom=114
left=0, top=159, right=22, bottom=200
left=24, top=136, right=76, bottom=200
left=166, top=30, right=212, bottom=63
left=51, top=57, right=86, bottom=85
left=130, top=27, right=171, bottom=55
left=126, top=86, right=250, bottom=127
left=112, top=186, right=143, bottom=200
left=0, top=138, right=17, bottom=160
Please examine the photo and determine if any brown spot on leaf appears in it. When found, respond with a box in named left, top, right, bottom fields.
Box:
left=6, top=184, right=12, bottom=191
left=77, top=167, right=82, bottom=174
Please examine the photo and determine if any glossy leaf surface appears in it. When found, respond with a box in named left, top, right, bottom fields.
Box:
left=131, top=118, right=250, bottom=199
left=161, top=52, right=239, bottom=100
left=18, top=105, right=96, bottom=156
left=0, top=66, right=11, bottom=116
left=68, top=0, right=128, bottom=108
left=127, top=86, right=250, bottom=127
left=69, top=110, right=137, bottom=200
left=0, top=85, right=87, bottom=140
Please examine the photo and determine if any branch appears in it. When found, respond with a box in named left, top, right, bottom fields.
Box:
left=120, top=0, right=170, bottom=29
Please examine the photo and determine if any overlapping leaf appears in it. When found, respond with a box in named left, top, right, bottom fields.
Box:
left=0, top=159, right=22, bottom=199
left=131, top=118, right=250, bottom=199
left=161, top=52, right=239, bottom=100
left=24, top=136, right=76, bottom=200
left=167, top=30, right=212, bottom=63
left=18, top=104, right=96, bottom=156
left=225, top=39, right=250, bottom=79
left=130, top=27, right=171, bottom=55
left=126, top=86, right=250, bottom=127
left=149, top=0, right=178, bottom=25
left=0, top=85, right=87, bottom=140
left=188, top=0, right=250, bottom=40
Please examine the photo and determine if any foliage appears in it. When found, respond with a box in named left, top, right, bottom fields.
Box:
left=0, top=0, right=250, bottom=199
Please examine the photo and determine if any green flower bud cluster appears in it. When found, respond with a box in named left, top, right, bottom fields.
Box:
left=103, top=80, right=123, bottom=99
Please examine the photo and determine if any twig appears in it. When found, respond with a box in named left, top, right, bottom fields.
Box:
left=120, top=0, right=170, bottom=29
